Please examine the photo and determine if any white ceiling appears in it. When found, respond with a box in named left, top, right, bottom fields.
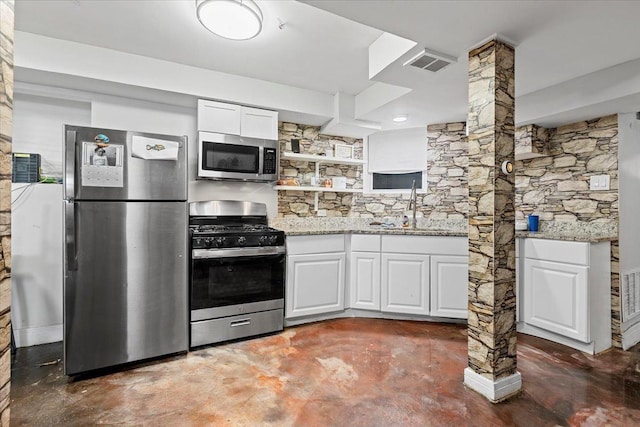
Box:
left=14, top=0, right=640, bottom=131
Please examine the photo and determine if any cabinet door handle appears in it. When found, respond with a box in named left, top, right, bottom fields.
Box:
left=230, top=319, right=251, bottom=327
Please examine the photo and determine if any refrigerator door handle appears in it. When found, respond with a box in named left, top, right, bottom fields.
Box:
left=65, top=201, right=77, bottom=271
left=65, top=130, right=76, bottom=200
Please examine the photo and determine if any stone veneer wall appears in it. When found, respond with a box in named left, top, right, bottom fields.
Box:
left=277, top=122, right=467, bottom=220
left=514, top=115, right=618, bottom=224
left=514, top=115, right=621, bottom=347
left=278, top=122, right=364, bottom=217
left=0, top=0, right=12, bottom=424
left=466, top=39, right=518, bottom=385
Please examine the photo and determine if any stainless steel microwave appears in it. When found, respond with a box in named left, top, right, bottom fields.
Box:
left=197, top=132, right=279, bottom=182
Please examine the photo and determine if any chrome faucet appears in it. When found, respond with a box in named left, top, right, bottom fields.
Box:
left=407, top=179, right=417, bottom=229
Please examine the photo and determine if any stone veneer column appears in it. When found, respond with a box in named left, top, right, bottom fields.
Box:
left=464, top=39, right=521, bottom=402
left=0, top=0, right=12, bottom=424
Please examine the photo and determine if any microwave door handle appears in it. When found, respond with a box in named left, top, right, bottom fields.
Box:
left=258, top=145, right=264, bottom=175
left=65, top=130, right=76, bottom=199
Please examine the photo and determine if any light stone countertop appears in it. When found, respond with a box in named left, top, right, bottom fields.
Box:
left=269, top=217, right=468, bottom=238
left=280, top=227, right=468, bottom=237
left=270, top=217, right=617, bottom=243
left=515, top=220, right=617, bottom=243
left=515, top=231, right=617, bottom=243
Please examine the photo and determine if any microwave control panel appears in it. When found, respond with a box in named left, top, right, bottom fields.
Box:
left=263, top=148, right=277, bottom=174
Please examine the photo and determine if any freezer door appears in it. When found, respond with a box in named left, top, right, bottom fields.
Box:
left=64, top=201, right=188, bottom=375
left=64, top=125, right=187, bottom=201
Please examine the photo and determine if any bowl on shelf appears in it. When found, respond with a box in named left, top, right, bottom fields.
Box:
left=277, top=178, right=300, bottom=186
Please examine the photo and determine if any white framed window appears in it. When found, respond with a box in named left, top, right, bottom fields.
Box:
left=364, top=127, right=428, bottom=194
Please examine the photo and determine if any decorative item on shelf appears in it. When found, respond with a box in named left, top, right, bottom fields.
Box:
left=528, top=215, right=539, bottom=232
left=291, top=139, right=300, bottom=153
left=321, top=179, right=333, bottom=188
left=331, top=177, right=347, bottom=190
left=277, top=178, right=300, bottom=186
left=325, top=147, right=333, bottom=157
left=334, top=144, right=353, bottom=159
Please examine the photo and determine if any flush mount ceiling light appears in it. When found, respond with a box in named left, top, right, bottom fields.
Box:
left=196, top=0, right=263, bottom=41
left=393, top=114, right=408, bottom=123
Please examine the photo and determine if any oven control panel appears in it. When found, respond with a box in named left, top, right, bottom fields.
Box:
left=192, top=233, right=285, bottom=249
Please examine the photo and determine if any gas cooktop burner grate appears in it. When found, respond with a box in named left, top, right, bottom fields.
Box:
left=191, top=224, right=279, bottom=234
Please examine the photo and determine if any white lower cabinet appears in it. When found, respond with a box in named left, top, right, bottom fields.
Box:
left=287, top=234, right=468, bottom=323
left=381, top=253, right=430, bottom=315
left=524, top=259, right=589, bottom=342
left=286, top=235, right=346, bottom=319
left=520, top=238, right=612, bottom=354
left=286, top=252, right=345, bottom=318
left=349, top=252, right=381, bottom=310
left=429, top=255, right=468, bottom=319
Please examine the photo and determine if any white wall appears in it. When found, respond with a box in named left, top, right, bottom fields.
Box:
left=11, top=94, right=91, bottom=347
left=618, top=112, right=640, bottom=346
left=13, top=93, right=91, bottom=179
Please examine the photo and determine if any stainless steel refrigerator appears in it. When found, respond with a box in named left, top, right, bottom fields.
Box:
left=63, top=125, right=188, bottom=375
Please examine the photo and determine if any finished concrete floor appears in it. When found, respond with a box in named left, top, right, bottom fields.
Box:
left=10, top=318, right=640, bottom=426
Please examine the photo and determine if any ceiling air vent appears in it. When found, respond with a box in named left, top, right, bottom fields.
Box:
left=404, top=48, right=457, bottom=72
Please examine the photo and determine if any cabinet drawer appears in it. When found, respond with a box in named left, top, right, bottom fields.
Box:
left=351, top=234, right=381, bottom=252
left=524, top=239, right=589, bottom=265
left=190, top=309, right=283, bottom=348
left=287, top=234, right=345, bottom=255
left=382, top=235, right=467, bottom=255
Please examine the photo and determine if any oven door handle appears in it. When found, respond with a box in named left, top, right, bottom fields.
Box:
left=192, top=246, right=286, bottom=259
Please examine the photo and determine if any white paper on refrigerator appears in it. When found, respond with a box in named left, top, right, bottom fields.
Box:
left=131, top=135, right=180, bottom=161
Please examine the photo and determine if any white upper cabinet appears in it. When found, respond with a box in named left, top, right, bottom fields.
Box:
left=197, top=100, right=278, bottom=140
left=197, top=100, right=241, bottom=135
left=240, top=106, right=279, bottom=140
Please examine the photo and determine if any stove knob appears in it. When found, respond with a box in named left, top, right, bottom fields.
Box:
left=215, top=237, right=226, bottom=247
left=238, top=236, right=247, bottom=246
left=258, top=235, right=268, bottom=246
left=268, top=235, right=278, bottom=245
left=204, top=238, right=213, bottom=248
left=193, top=238, right=202, bottom=248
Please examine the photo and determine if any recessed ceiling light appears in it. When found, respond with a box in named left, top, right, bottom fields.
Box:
left=393, top=115, right=408, bottom=123
left=196, top=0, right=263, bottom=41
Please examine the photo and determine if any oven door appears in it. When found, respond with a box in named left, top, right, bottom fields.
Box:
left=190, top=246, right=285, bottom=321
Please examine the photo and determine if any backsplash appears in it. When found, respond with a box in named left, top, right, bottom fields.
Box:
left=277, top=122, right=363, bottom=218
left=277, top=122, right=468, bottom=220
left=515, top=115, right=618, bottom=229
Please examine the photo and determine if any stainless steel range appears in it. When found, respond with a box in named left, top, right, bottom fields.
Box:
left=189, top=200, right=285, bottom=348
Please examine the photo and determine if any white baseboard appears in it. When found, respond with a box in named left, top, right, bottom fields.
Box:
left=622, top=321, right=640, bottom=350
left=464, top=368, right=522, bottom=402
left=15, top=324, right=63, bottom=348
